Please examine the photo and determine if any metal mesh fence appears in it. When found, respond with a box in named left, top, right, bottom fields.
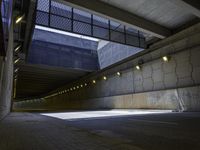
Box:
left=73, top=21, right=91, bottom=35
left=37, top=0, right=49, bottom=12
left=35, top=0, right=146, bottom=48
left=51, top=1, right=72, bottom=18
left=93, top=26, right=109, bottom=40
left=36, top=11, right=49, bottom=26
left=50, top=15, right=71, bottom=31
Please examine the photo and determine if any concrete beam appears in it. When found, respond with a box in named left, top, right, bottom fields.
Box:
left=169, top=0, right=200, bottom=18
left=57, top=0, right=171, bottom=39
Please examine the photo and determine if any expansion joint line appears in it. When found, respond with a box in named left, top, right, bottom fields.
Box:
left=171, top=44, right=184, bottom=111
left=150, top=61, right=154, bottom=90
left=161, top=60, right=166, bottom=89
left=189, top=47, right=195, bottom=85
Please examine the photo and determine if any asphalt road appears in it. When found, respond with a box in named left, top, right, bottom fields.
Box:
left=0, top=110, right=200, bottom=150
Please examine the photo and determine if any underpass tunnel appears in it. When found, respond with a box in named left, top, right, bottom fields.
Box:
left=0, top=0, right=200, bottom=150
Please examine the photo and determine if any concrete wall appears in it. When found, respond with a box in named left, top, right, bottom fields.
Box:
left=97, top=41, right=143, bottom=69
left=14, top=23, right=200, bottom=112
left=28, top=40, right=99, bottom=71
left=14, top=86, right=200, bottom=111
left=32, top=28, right=98, bottom=50
left=0, top=22, right=13, bottom=119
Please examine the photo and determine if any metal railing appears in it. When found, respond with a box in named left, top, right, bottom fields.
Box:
left=35, top=0, right=145, bottom=48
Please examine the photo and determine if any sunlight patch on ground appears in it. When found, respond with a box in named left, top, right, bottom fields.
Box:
left=41, top=109, right=172, bottom=120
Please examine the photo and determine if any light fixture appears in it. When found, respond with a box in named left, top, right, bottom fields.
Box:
left=80, top=84, right=83, bottom=88
left=85, top=83, right=87, bottom=86
left=70, top=88, right=73, bottom=91
left=77, top=86, right=79, bottom=89
left=73, top=87, right=76, bottom=90
left=15, top=14, right=25, bottom=24
left=162, top=56, right=170, bottom=62
left=135, top=65, right=141, bottom=70
left=117, top=72, right=121, bottom=76
left=103, top=76, right=107, bottom=80
left=14, top=68, right=19, bottom=72
left=92, top=80, right=96, bottom=84
left=14, top=58, right=20, bottom=64
left=14, top=75, right=18, bottom=79
left=14, top=45, right=21, bottom=52
left=135, top=59, right=144, bottom=70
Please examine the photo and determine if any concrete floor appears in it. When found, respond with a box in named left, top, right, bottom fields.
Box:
left=0, top=110, right=200, bottom=150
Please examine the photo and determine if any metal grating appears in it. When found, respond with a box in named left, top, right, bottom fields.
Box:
left=93, top=15, right=109, bottom=28
left=37, top=0, right=49, bottom=12
left=73, top=21, right=91, bottom=35
left=73, top=8, right=91, bottom=23
left=36, top=11, right=49, bottom=26
left=93, top=26, right=109, bottom=40
left=111, top=31, right=125, bottom=43
left=51, top=1, right=72, bottom=18
left=50, top=15, right=71, bottom=31
left=35, top=0, right=146, bottom=48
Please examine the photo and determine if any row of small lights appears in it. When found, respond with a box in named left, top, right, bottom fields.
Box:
left=13, top=14, right=25, bottom=66
left=44, top=56, right=170, bottom=99
left=13, top=14, right=26, bottom=99
left=13, top=15, right=25, bottom=72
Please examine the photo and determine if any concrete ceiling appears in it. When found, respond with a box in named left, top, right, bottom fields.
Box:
left=100, top=0, right=197, bottom=29
left=61, top=0, right=200, bottom=39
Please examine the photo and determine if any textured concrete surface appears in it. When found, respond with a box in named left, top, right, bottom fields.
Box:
left=13, top=85, right=200, bottom=111
left=97, top=41, right=143, bottom=69
left=100, top=0, right=196, bottom=29
left=28, top=40, right=99, bottom=71
left=0, top=111, right=200, bottom=150
left=0, top=22, right=13, bottom=120
left=32, top=28, right=98, bottom=51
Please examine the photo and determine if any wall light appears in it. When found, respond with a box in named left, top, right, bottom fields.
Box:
left=162, top=56, right=170, bottom=62
left=80, top=84, right=83, bottom=88
left=15, top=14, right=24, bottom=24
left=135, top=65, right=141, bottom=70
left=14, top=68, right=19, bottom=73
left=14, top=75, right=18, bottom=79
left=92, top=80, right=96, bottom=84
left=136, top=59, right=143, bottom=70
left=117, top=72, right=121, bottom=76
left=103, top=76, right=107, bottom=80
left=14, top=58, right=20, bottom=64
left=14, top=45, right=21, bottom=52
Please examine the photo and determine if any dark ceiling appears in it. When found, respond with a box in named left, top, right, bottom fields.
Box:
left=15, top=64, right=90, bottom=100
